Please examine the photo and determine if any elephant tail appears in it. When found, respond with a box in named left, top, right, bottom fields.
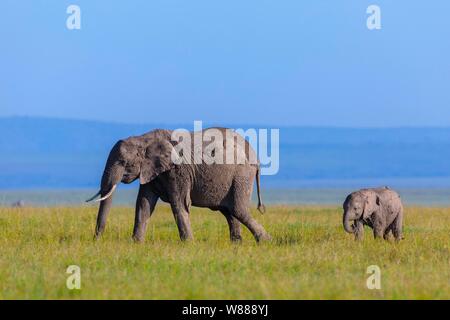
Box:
left=256, top=166, right=266, bottom=214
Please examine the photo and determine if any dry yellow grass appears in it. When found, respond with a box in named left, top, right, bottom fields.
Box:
left=0, top=205, right=448, bottom=299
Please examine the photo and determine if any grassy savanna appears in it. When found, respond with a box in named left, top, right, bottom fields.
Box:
left=0, top=205, right=448, bottom=299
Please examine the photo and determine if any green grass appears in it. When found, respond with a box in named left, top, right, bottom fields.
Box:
left=0, top=205, right=448, bottom=299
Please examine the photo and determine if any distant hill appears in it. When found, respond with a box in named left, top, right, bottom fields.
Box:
left=1, top=116, right=450, bottom=189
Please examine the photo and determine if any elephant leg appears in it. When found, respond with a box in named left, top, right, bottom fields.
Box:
left=353, top=220, right=364, bottom=241
left=220, top=209, right=242, bottom=243
left=170, top=202, right=194, bottom=241
left=373, top=223, right=385, bottom=239
left=231, top=206, right=270, bottom=243
left=383, top=228, right=392, bottom=240
left=132, top=186, right=158, bottom=242
left=392, top=212, right=403, bottom=241
left=227, top=177, right=270, bottom=243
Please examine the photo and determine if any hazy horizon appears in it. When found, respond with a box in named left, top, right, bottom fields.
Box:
left=5, top=115, right=450, bottom=129
left=2, top=117, right=450, bottom=199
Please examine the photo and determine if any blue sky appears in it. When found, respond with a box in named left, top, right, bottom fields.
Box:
left=1, top=1, right=449, bottom=126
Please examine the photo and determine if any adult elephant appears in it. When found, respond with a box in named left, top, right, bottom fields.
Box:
left=86, top=128, right=270, bottom=243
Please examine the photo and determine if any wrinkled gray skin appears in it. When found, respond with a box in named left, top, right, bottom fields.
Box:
left=88, top=128, right=270, bottom=243
left=343, top=187, right=404, bottom=241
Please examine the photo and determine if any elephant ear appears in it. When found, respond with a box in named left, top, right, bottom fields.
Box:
left=139, top=131, right=176, bottom=185
left=363, top=192, right=380, bottom=219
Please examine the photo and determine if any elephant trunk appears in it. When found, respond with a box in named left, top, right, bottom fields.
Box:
left=343, top=211, right=355, bottom=234
left=94, top=195, right=114, bottom=238
left=92, top=164, right=124, bottom=239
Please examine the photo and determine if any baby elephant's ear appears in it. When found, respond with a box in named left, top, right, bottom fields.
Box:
left=139, top=135, right=175, bottom=185
left=363, top=192, right=379, bottom=219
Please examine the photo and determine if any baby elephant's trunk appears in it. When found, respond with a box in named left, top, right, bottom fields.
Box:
left=343, top=212, right=354, bottom=233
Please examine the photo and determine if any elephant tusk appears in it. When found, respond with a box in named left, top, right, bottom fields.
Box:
left=94, top=184, right=117, bottom=202
left=85, top=190, right=101, bottom=202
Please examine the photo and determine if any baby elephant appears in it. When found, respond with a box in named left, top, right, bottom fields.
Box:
left=342, top=187, right=404, bottom=241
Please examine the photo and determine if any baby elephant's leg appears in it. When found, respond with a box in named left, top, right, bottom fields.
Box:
left=392, top=212, right=404, bottom=242
left=372, top=216, right=385, bottom=239
left=354, top=220, right=364, bottom=241
left=383, top=225, right=393, bottom=241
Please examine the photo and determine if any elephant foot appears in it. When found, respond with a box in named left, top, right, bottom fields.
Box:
left=179, top=234, right=194, bottom=242
left=93, top=232, right=102, bottom=241
left=256, top=232, right=272, bottom=243
left=132, top=234, right=145, bottom=243
left=230, top=235, right=242, bottom=243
